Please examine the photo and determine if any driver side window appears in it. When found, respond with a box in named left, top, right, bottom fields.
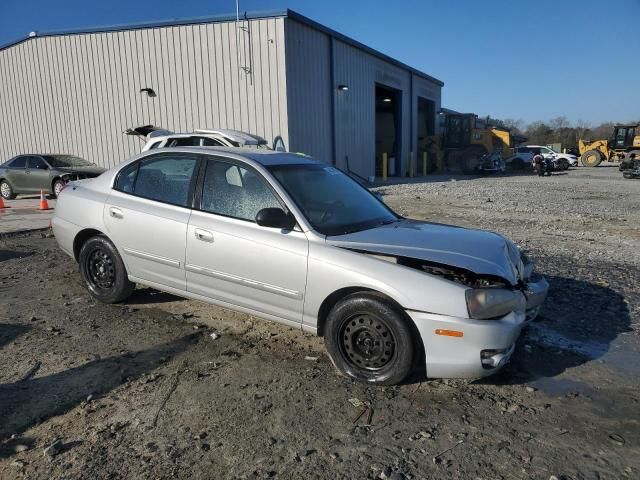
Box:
left=200, top=159, right=282, bottom=222
left=28, top=156, right=48, bottom=169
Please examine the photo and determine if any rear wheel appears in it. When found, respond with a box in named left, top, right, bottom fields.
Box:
left=581, top=149, right=603, bottom=167
left=79, top=235, right=135, bottom=303
left=0, top=180, right=16, bottom=200
left=324, top=293, right=415, bottom=385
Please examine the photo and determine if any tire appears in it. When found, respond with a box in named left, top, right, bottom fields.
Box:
left=581, top=149, right=602, bottom=167
left=78, top=235, right=135, bottom=303
left=511, top=158, right=526, bottom=170
left=52, top=179, right=66, bottom=198
left=0, top=180, right=16, bottom=200
left=324, top=293, right=415, bottom=386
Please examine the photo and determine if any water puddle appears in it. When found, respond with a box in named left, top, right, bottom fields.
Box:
left=531, top=376, right=593, bottom=397
left=526, top=323, right=640, bottom=379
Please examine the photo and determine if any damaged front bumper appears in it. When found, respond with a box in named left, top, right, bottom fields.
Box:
left=407, top=275, right=549, bottom=379
left=407, top=308, right=525, bottom=379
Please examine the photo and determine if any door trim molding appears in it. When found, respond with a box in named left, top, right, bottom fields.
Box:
left=123, top=247, right=181, bottom=268
left=185, top=263, right=302, bottom=299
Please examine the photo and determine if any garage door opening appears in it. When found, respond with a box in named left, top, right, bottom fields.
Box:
left=375, top=84, right=402, bottom=178
left=416, top=97, right=436, bottom=173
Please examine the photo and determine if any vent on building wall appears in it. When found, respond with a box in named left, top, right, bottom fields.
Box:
left=140, top=88, right=157, bottom=98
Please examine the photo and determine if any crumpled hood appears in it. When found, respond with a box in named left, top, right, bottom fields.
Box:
left=327, top=219, right=524, bottom=285
left=58, top=166, right=106, bottom=176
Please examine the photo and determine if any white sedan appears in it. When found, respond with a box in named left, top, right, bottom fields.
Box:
left=52, top=147, right=548, bottom=385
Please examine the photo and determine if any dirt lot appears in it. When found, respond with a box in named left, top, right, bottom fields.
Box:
left=1, top=167, right=639, bottom=480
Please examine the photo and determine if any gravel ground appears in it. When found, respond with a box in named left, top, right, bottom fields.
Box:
left=0, top=166, right=639, bottom=479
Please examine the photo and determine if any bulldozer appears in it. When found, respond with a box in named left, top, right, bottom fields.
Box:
left=578, top=124, right=640, bottom=167
left=420, top=111, right=514, bottom=174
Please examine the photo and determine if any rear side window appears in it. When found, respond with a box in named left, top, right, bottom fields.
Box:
left=9, top=156, right=27, bottom=168
left=114, top=154, right=198, bottom=207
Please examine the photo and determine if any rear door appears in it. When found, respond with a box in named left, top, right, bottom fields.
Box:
left=104, top=152, right=200, bottom=291
left=5, top=156, right=28, bottom=190
left=185, top=157, right=308, bottom=324
left=25, top=156, right=51, bottom=192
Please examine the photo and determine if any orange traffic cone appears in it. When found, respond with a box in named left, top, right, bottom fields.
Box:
left=0, top=196, right=6, bottom=209
left=39, top=190, right=50, bottom=210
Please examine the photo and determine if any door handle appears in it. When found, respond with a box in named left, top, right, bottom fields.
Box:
left=109, top=207, right=123, bottom=219
left=194, top=228, right=214, bottom=242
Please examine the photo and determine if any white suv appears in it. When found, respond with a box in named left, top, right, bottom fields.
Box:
left=126, top=126, right=286, bottom=152
left=508, top=145, right=578, bottom=170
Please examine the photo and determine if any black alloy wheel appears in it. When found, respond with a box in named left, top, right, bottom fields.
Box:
left=339, top=313, right=395, bottom=371
left=86, top=248, right=116, bottom=290
left=79, top=235, right=135, bottom=303
left=324, top=293, right=415, bottom=385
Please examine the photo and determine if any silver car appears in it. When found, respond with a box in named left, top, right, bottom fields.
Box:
left=52, top=147, right=548, bottom=385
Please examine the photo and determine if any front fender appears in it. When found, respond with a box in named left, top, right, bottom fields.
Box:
left=302, top=242, right=469, bottom=330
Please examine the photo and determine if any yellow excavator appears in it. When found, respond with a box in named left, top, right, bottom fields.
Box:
left=578, top=124, right=640, bottom=167
left=420, top=111, right=516, bottom=173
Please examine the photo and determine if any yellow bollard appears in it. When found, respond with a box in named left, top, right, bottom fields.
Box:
left=409, top=151, right=414, bottom=178
left=382, top=152, right=388, bottom=181
left=422, top=151, right=427, bottom=176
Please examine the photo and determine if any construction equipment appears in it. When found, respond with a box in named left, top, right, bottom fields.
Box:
left=578, top=124, right=640, bottom=167
left=420, top=111, right=516, bottom=174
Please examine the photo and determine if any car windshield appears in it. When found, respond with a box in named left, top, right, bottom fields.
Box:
left=44, top=155, right=93, bottom=167
left=268, top=163, right=398, bottom=236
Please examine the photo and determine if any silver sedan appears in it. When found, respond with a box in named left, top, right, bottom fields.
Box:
left=52, top=147, right=548, bottom=385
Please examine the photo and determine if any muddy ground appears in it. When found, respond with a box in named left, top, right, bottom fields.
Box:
left=1, top=167, right=639, bottom=479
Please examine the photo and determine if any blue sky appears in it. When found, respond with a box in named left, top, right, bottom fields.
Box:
left=1, top=0, right=638, bottom=125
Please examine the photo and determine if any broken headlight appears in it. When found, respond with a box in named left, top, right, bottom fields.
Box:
left=465, top=288, right=526, bottom=320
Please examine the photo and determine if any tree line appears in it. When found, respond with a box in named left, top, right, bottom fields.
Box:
left=486, top=116, right=639, bottom=149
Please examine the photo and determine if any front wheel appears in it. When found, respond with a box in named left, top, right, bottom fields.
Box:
left=52, top=179, right=66, bottom=198
left=581, top=150, right=602, bottom=167
left=78, top=235, right=135, bottom=303
left=324, top=293, right=415, bottom=385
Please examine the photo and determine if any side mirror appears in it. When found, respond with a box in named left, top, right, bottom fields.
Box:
left=255, top=208, right=295, bottom=230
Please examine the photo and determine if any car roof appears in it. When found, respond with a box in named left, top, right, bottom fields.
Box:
left=195, top=128, right=268, bottom=145
left=149, top=146, right=321, bottom=166
left=9, top=153, right=77, bottom=157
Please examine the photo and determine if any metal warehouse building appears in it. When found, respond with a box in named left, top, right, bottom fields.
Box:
left=0, top=9, right=443, bottom=180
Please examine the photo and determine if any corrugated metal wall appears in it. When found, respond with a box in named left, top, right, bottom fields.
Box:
left=284, top=19, right=332, bottom=162
left=332, top=39, right=442, bottom=180
left=0, top=17, right=289, bottom=168
left=333, top=40, right=409, bottom=179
